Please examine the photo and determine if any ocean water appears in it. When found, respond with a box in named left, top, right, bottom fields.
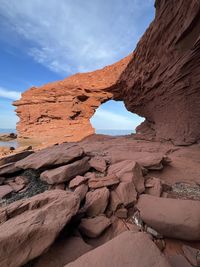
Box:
left=96, top=129, right=135, bottom=135
left=0, top=129, right=18, bottom=148
left=0, top=128, right=134, bottom=148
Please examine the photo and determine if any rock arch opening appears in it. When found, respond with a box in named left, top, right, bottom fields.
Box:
left=90, top=100, right=145, bottom=136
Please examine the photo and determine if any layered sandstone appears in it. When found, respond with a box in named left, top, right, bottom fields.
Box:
left=13, top=56, right=131, bottom=145
left=14, top=0, right=200, bottom=145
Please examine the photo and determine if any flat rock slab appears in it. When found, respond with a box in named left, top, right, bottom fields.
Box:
left=15, top=143, right=84, bottom=170
left=40, top=157, right=90, bottom=184
left=108, top=160, right=145, bottom=193
left=79, top=215, right=111, bottom=238
left=0, top=150, right=33, bottom=166
left=74, top=184, right=88, bottom=201
left=34, top=236, right=92, bottom=267
left=69, top=175, right=88, bottom=189
left=0, top=185, right=13, bottom=198
left=145, top=177, right=163, bottom=197
left=83, top=187, right=110, bottom=217
left=0, top=190, right=80, bottom=267
left=65, top=232, right=171, bottom=267
left=114, top=181, right=137, bottom=207
left=88, top=175, right=120, bottom=189
left=89, top=156, right=107, bottom=172
left=0, top=163, right=21, bottom=176
left=137, top=195, right=200, bottom=241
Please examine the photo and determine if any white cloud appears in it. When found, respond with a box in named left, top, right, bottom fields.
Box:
left=90, top=109, right=144, bottom=130
left=0, top=87, right=21, bottom=100
left=0, top=0, right=154, bottom=75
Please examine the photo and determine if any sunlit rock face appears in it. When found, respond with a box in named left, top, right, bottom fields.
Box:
left=13, top=56, right=130, bottom=145
left=14, top=0, right=200, bottom=145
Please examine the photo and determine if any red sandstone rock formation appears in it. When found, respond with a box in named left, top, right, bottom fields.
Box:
left=13, top=56, right=131, bottom=145
left=14, top=0, right=200, bottom=145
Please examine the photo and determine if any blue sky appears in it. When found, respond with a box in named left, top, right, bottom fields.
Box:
left=0, top=0, right=155, bottom=130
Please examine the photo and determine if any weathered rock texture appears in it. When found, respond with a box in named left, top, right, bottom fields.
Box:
left=13, top=56, right=130, bottom=145
left=14, top=0, right=200, bottom=145
left=0, top=190, right=80, bottom=267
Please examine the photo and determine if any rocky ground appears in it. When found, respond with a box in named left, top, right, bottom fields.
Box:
left=0, top=134, right=199, bottom=267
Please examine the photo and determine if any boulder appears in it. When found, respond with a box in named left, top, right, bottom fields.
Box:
left=74, top=184, right=88, bottom=201
left=108, top=160, right=145, bottom=193
left=138, top=155, right=170, bottom=170
left=0, top=150, right=33, bottom=166
left=145, top=177, right=163, bottom=197
left=15, top=143, right=84, bottom=169
left=69, top=175, right=88, bottom=189
left=40, top=157, right=90, bottom=184
left=0, top=163, right=21, bottom=176
left=88, top=175, right=120, bottom=189
left=113, top=182, right=137, bottom=208
left=65, top=232, right=171, bottom=267
left=89, top=156, right=107, bottom=172
left=79, top=215, right=111, bottom=238
left=0, top=133, right=17, bottom=141
left=83, top=187, right=110, bottom=217
left=0, top=185, right=13, bottom=198
left=84, top=217, right=139, bottom=248
left=0, top=190, right=80, bottom=267
left=8, top=181, right=25, bottom=192
left=109, top=190, right=122, bottom=212
left=34, top=236, right=92, bottom=267
left=137, top=195, right=200, bottom=240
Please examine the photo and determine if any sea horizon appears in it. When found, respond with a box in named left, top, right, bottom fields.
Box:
left=0, top=128, right=135, bottom=148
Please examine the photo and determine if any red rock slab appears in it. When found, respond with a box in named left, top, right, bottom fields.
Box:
left=8, top=181, right=25, bottom=192
left=168, top=255, right=193, bottom=267
left=0, top=163, right=21, bottom=176
left=0, top=190, right=80, bottom=267
left=145, top=177, right=163, bottom=197
left=0, top=150, right=33, bottom=167
left=88, top=175, right=120, bottom=189
left=83, top=187, right=110, bottom=217
left=79, top=215, right=111, bottom=238
left=116, top=181, right=137, bottom=206
left=136, top=195, right=200, bottom=241
left=74, top=184, right=88, bottom=201
left=89, top=156, right=107, bottom=173
left=108, top=160, right=145, bottom=193
left=40, top=157, right=90, bottom=184
left=15, top=143, right=84, bottom=170
left=0, top=185, right=13, bottom=198
left=69, top=175, right=88, bottom=189
left=34, top=236, right=92, bottom=267
left=65, top=232, right=171, bottom=267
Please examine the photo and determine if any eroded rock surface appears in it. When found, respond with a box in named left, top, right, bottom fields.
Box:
left=0, top=190, right=80, bottom=267
left=65, top=232, right=171, bottom=267
left=14, top=0, right=200, bottom=145
left=137, top=195, right=200, bottom=240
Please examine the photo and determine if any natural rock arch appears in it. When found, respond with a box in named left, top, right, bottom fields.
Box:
left=14, top=0, right=200, bottom=146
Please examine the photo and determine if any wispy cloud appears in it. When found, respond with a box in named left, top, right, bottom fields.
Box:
left=0, top=0, right=154, bottom=75
left=0, top=87, right=21, bottom=100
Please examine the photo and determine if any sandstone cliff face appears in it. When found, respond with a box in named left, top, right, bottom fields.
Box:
left=118, top=0, right=200, bottom=145
left=14, top=0, right=200, bottom=145
left=14, top=56, right=131, bottom=145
